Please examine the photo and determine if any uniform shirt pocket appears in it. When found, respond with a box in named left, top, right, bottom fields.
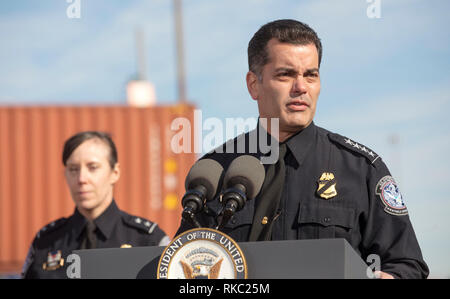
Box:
left=297, top=203, right=355, bottom=239
left=222, top=204, right=254, bottom=242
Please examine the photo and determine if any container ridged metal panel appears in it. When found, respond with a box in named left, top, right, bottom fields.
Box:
left=0, top=104, right=197, bottom=274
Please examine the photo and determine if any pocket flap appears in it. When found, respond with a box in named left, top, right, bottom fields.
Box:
left=223, top=203, right=254, bottom=228
left=298, top=204, right=355, bottom=229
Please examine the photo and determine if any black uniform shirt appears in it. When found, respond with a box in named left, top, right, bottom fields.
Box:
left=23, top=200, right=170, bottom=279
left=175, top=122, right=429, bottom=279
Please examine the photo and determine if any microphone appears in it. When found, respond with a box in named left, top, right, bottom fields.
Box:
left=217, top=155, right=265, bottom=230
left=182, top=158, right=224, bottom=228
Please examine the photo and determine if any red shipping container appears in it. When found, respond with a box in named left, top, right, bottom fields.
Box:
left=0, top=104, right=197, bottom=274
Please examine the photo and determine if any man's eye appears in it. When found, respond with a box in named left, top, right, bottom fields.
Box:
left=278, top=72, right=288, bottom=76
left=69, top=168, right=79, bottom=172
left=276, top=73, right=291, bottom=79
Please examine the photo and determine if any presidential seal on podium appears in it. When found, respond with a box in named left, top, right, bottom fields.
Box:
left=157, top=228, right=247, bottom=279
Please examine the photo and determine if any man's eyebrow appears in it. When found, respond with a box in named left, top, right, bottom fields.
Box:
left=274, top=67, right=320, bottom=74
left=274, top=67, right=297, bottom=74
left=304, top=68, right=320, bottom=74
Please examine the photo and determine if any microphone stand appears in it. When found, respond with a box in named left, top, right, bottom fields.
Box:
left=181, top=188, right=206, bottom=228
left=182, top=208, right=202, bottom=228
left=216, top=184, right=247, bottom=231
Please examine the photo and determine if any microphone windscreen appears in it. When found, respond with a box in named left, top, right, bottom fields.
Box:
left=185, top=158, right=224, bottom=201
left=223, top=155, right=265, bottom=199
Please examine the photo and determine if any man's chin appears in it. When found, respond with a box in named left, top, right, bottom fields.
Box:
left=282, top=119, right=312, bottom=132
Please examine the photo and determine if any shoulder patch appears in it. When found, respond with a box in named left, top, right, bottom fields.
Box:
left=328, top=133, right=380, bottom=164
left=36, top=218, right=68, bottom=239
left=376, top=175, right=408, bottom=216
left=122, top=215, right=159, bottom=235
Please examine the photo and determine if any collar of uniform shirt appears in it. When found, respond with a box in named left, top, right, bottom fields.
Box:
left=72, top=208, right=88, bottom=241
left=257, top=119, right=316, bottom=167
left=284, top=121, right=316, bottom=167
left=71, top=199, right=121, bottom=241
left=91, top=199, right=121, bottom=240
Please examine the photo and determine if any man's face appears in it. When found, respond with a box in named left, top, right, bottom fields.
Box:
left=64, top=139, right=120, bottom=215
left=247, top=38, right=321, bottom=141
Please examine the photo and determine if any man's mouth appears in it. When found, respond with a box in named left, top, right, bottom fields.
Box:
left=286, top=100, right=309, bottom=111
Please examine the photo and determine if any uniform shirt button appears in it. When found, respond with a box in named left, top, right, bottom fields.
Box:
left=324, top=217, right=331, bottom=223
left=231, top=217, right=237, bottom=224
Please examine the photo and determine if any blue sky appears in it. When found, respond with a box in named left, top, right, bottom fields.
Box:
left=1, top=0, right=449, bottom=277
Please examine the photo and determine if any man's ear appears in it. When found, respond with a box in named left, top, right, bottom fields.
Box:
left=246, top=71, right=259, bottom=101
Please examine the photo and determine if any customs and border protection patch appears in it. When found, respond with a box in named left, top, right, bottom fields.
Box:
left=376, top=176, right=408, bottom=216
left=42, top=250, right=64, bottom=271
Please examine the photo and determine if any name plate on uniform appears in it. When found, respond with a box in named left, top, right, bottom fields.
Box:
left=157, top=228, right=247, bottom=279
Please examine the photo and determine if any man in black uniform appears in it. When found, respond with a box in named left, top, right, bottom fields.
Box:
left=176, top=19, right=429, bottom=279
left=23, top=131, right=169, bottom=279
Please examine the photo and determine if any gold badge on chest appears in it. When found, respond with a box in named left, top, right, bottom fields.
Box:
left=317, top=172, right=337, bottom=199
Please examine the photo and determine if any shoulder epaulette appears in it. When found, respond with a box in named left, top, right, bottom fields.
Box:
left=122, top=214, right=159, bottom=235
left=328, top=133, right=380, bottom=164
left=36, top=218, right=68, bottom=239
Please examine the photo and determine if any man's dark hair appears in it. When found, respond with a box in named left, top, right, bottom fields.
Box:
left=62, top=131, right=118, bottom=168
left=248, top=19, right=322, bottom=78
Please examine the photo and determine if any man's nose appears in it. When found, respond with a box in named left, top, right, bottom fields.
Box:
left=291, top=76, right=307, bottom=97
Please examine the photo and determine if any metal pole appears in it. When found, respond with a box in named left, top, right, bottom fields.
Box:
left=135, top=27, right=147, bottom=81
left=174, top=0, right=187, bottom=103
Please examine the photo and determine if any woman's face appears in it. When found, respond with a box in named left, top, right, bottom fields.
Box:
left=64, top=138, right=120, bottom=217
